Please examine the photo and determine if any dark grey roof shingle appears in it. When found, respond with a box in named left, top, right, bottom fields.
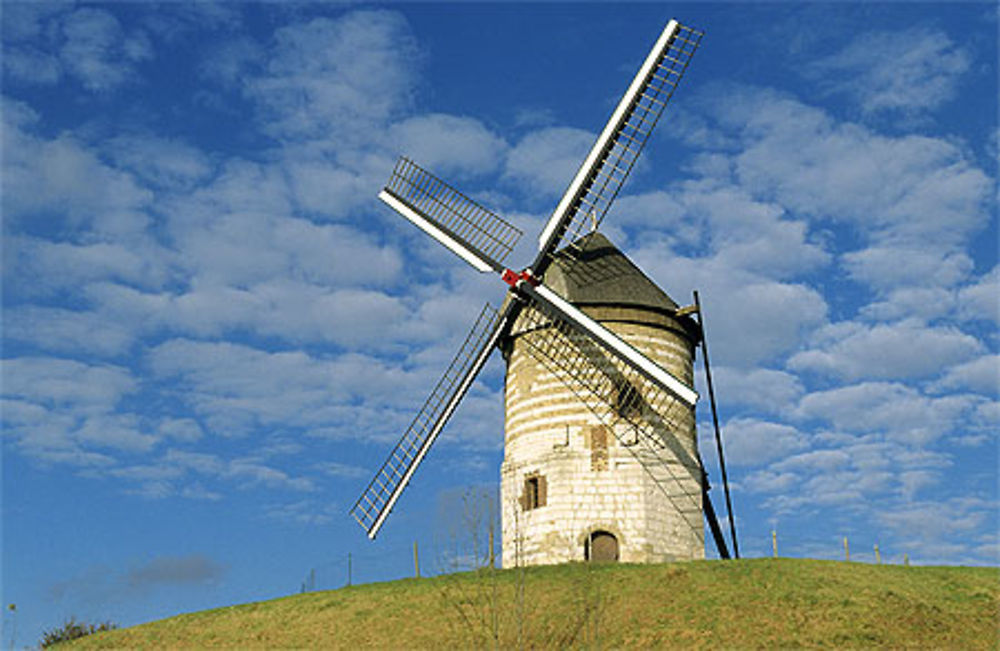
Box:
left=542, top=232, right=678, bottom=311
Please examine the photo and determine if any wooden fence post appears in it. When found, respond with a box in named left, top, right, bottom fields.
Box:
left=772, top=530, right=778, bottom=558
left=874, top=544, right=881, bottom=564
left=413, top=540, right=420, bottom=578
left=843, top=537, right=850, bottom=562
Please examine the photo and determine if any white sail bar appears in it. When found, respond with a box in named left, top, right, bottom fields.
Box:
left=522, top=282, right=698, bottom=407
left=379, top=190, right=496, bottom=273
left=351, top=303, right=509, bottom=539
left=534, top=20, right=703, bottom=267
left=383, top=157, right=522, bottom=272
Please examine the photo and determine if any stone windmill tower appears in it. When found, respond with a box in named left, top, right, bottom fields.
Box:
left=351, top=19, right=738, bottom=564
left=500, top=232, right=704, bottom=565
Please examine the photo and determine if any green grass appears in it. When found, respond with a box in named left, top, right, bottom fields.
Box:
left=69, top=558, right=998, bottom=649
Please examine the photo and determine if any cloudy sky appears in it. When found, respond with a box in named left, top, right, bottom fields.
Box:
left=2, top=1, right=997, bottom=643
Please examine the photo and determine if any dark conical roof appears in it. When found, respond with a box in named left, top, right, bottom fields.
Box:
left=542, top=232, right=678, bottom=312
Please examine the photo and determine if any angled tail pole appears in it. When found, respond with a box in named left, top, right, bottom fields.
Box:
left=701, top=472, right=732, bottom=559
left=693, top=290, right=739, bottom=559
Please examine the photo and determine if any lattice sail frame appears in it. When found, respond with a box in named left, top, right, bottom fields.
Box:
left=536, top=22, right=704, bottom=260
left=513, top=295, right=703, bottom=523
left=350, top=303, right=505, bottom=536
left=383, top=157, right=522, bottom=269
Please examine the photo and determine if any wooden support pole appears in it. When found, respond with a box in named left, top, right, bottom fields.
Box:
left=694, top=290, right=739, bottom=559
left=874, top=544, right=881, bottom=564
left=772, top=530, right=778, bottom=558
left=844, top=537, right=850, bottom=562
left=413, top=540, right=420, bottom=578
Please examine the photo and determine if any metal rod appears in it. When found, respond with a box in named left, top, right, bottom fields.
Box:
left=693, top=290, right=740, bottom=559
left=701, top=474, right=731, bottom=559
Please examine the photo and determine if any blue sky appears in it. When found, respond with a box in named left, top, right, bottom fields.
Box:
left=2, top=1, right=997, bottom=644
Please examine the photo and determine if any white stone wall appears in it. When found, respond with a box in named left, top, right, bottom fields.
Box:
left=500, top=306, right=704, bottom=567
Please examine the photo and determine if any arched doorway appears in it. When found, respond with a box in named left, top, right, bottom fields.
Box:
left=584, top=530, right=619, bottom=562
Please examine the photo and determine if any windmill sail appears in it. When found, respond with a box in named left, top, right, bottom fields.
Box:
left=534, top=20, right=703, bottom=270
left=381, top=157, right=522, bottom=273
left=350, top=303, right=509, bottom=538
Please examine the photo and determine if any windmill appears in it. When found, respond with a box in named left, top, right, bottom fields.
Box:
left=350, top=19, right=738, bottom=564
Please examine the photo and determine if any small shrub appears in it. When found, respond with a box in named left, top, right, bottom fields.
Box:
left=40, top=618, right=118, bottom=648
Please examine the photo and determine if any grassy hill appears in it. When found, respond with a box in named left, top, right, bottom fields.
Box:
left=70, top=558, right=998, bottom=649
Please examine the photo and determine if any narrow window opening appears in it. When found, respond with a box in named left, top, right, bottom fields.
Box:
left=522, top=474, right=546, bottom=511
left=525, top=477, right=539, bottom=510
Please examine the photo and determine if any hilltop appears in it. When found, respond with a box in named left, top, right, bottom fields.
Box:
left=70, top=558, right=998, bottom=649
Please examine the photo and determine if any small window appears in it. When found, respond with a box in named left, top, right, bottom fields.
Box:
left=522, top=475, right=546, bottom=510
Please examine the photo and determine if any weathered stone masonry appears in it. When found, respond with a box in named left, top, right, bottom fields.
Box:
left=499, top=233, right=705, bottom=567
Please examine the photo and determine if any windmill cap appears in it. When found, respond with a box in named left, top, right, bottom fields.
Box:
left=544, top=232, right=679, bottom=312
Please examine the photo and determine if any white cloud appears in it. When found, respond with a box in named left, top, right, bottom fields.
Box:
left=705, top=366, right=804, bottom=415
left=247, top=10, right=420, bottom=142
left=614, top=182, right=829, bottom=281
left=1, top=2, right=68, bottom=41
left=147, top=339, right=420, bottom=437
left=637, top=253, right=828, bottom=367
left=721, top=418, right=808, bottom=466
left=3, top=119, right=153, bottom=237
left=878, top=498, right=991, bottom=549
left=3, top=305, right=136, bottom=357
left=76, top=413, right=158, bottom=452
left=388, top=113, right=508, bottom=179
left=789, top=320, right=983, bottom=381
left=59, top=7, right=152, bottom=91
left=83, top=279, right=412, bottom=349
left=198, top=35, right=261, bottom=87
left=107, top=134, right=214, bottom=190
left=843, top=247, right=973, bottom=293
left=934, top=354, right=1000, bottom=395
left=1, top=357, right=136, bottom=412
left=158, top=418, right=204, bottom=442
left=503, top=126, right=593, bottom=200
left=160, top=161, right=403, bottom=288
left=795, top=381, right=979, bottom=445
left=772, top=449, right=851, bottom=473
left=808, top=27, right=970, bottom=119
left=1, top=358, right=159, bottom=460
left=859, top=286, right=956, bottom=322
left=3, top=4, right=64, bottom=85
left=3, top=45, right=61, bottom=84
left=957, top=265, right=999, bottom=324
left=692, top=85, right=991, bottom=299
left=5, top=237, right=170, bottom=298
left=284, top=162, right=381, bottom=220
